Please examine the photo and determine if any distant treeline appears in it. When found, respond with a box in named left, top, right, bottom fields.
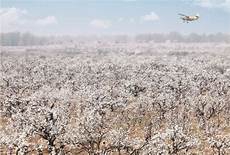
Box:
left=0, top=32, right=52, bottom=46
left=1, top=32, right=230, bottom=46
left=135, top=32, right=230, bottom=43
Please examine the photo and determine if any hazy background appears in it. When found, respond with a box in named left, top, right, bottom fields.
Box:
left=1, top=0, right=230, bottom=45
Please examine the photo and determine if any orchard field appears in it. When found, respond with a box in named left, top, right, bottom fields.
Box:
left=0, top=42, right=230, bottom=155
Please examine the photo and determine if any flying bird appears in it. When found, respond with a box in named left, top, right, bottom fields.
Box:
left=178, top=13, right=200, bottom=23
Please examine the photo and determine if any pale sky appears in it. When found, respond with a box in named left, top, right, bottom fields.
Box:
left=1, top=0, right=230, bottom=35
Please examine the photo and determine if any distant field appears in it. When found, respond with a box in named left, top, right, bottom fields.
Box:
left=1, top=43, right=230, bottom=155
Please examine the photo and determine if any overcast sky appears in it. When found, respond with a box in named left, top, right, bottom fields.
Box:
left=1, top=0, right=230, bottom=35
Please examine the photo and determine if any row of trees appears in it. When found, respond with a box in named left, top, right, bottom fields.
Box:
left=135, top=32, right=230, bottom=43
left=1, top=32, right=230, bottom=46
left=0, top=32, right=50, bottom=46
left=0, top=44, right=230, bottom=154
